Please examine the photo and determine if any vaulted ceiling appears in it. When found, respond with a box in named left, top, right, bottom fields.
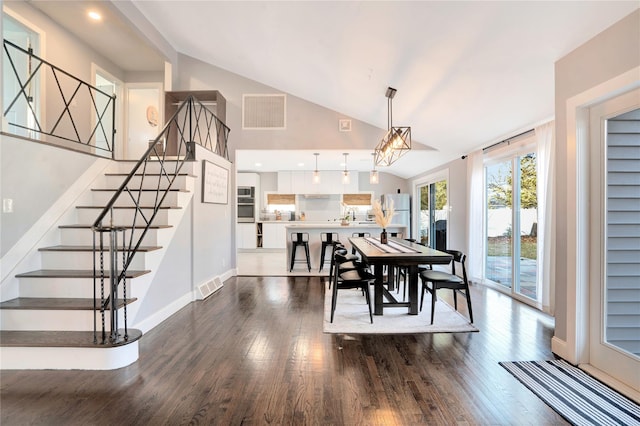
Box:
left=27, top=1, right=639, bottom=178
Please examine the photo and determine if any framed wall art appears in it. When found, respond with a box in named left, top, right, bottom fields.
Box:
left=202, top=160, right=229, bottom=204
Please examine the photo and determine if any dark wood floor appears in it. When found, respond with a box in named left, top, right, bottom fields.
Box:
left=1, top=276, right=566, bottom=425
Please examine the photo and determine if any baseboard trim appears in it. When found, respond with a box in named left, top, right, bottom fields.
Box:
left=134, top=292, right=193, bottom=334
left=551, top=336, right=572, bottom=363
left=1, top=342, right=138, bottom=370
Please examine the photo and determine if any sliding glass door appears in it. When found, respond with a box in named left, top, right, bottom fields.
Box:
left=418, top=179, right=447, bottom=250
left=485, top=152, right=538, bottom=300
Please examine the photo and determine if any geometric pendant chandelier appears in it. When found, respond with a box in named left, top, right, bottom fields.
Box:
left=374, top=86, right=411, bottom=167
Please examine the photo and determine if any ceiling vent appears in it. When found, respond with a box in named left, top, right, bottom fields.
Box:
left=242, top=94, right=286, bottom=129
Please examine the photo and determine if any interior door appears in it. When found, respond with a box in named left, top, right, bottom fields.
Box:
left=588, top=88, right=640, bottom=392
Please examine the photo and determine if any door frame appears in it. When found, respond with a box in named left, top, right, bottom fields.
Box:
left=91, top=64, right=123, bottom=159
left=588, top=88, right=640, bottom=392
left=554, top=66, right=640, bottom=398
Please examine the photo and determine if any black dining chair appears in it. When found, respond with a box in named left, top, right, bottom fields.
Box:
left=331, top=249, right=374, bottom=324
left=419, top=250, right=473, bottom=324
left=327, top=242, right=360, bottom=289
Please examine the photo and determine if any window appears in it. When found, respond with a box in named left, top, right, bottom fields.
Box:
left=484, top=140, right=538, bottom=301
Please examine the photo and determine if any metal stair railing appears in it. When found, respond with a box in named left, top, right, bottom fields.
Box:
left=3, top=39, right=116, bottom=158
left=91, top=95, right=230, bottom=344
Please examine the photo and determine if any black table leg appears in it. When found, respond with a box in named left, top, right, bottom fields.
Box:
left=408, top=264, right=419, bottom=315
left=374, top=263, right=384, bottom=315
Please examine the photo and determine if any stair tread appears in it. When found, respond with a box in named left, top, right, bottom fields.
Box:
left=76, top=205, right=182, bottom=209
left=15, top=269, right=150, bottom=278
left=0, top=297, right=136, bottom=310
left=38, top=245, right=162, bottom=252
left=91, top=188, right=189, bottom=192
left=105, top=172, right=195, bottom=177
left=0, top=329, right=142, bottom=347
left=59, top=224, right=172, bottom=229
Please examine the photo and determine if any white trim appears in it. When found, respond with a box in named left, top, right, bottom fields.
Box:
left=562, top=66, right=640, bottom=365
left=133, top=291, right=193, bottom=334
left=0, top=343, right=138, bottom=370
left=91, top=63, right=124, bottom=159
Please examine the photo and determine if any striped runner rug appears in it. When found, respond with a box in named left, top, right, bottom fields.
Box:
left=500, top=359, right=640, bottom=426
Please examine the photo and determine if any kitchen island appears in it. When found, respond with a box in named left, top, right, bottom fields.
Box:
left=285, top=222, right=408, bottom=274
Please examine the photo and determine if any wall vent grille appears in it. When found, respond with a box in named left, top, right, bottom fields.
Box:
left=197, top=277, right=224, bottom=300
left=242, top=94, right=286, bottom=129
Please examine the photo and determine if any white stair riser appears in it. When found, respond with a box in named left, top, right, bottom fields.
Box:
left=60, top=227, right=167, bottom=246
left=1, top=309, right=127, bottom=331
left=40, top=250, right=152, bottom=270
left=102, top=175, right=194, bottom=191
left=19, top=277, right=131, bottom=299
left=114, top=161, right=198, bottom=175
left=0, top=344, right=139, bottom=370
left=76, top=208, right=178, bottom=226
left=91, top=191, right=189, bottom=207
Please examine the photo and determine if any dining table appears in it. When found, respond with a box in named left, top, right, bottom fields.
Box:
left=349, top=236, right=453, bottom=315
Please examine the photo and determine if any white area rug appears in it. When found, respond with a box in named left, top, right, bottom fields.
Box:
left=323, top=282, right=479, bottom=334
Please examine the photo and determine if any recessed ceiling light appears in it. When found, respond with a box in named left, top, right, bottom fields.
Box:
left=88, top=11, right=102, bottom=21
left=254, top=162, right=262, bottom=167
left=298, top=162, right=305, bottom=167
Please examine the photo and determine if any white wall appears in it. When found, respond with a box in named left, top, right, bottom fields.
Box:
left=174, top=54, right=386, bottom=159
left=134, top=145, right=233, bottom=325
left=0, top=134, right=100, bottom=256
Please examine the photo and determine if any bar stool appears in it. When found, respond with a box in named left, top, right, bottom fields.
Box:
left=319, top=232, right=340, bottom=272
left=289, top=232, right=311, bottom=272
left=351, top=232, right=371, bottom=254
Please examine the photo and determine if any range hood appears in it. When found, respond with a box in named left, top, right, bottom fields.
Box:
left=303, top=194, right=330, bottom=199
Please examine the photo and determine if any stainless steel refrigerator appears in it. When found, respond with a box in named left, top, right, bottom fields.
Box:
left=380, top=193, right=411, bottom=237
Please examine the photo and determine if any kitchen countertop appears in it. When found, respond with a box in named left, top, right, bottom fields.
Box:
left=285, top=222, right=406, bottom=229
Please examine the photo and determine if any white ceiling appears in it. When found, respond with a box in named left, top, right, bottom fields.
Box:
left=28, top=1, right=639, bottom=178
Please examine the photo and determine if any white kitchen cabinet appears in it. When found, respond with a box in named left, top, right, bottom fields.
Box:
left=262, top=222, right=287, bottom=248
left=277, top=171, right=358, bottom=194
left=236, top=223, right=257, bottom=249
left=277, top=171, right=293, bottom=193
left=237, top=172, right=259, bottom=187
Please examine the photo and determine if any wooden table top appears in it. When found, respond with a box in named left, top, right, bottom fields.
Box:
left=349, top=237, right=453, bottom=265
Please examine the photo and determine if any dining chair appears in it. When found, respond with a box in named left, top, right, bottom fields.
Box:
left=328, top=242, right=361, bottom=289
left=331, top=249, right=374, bottom=323
left=419, top=250, right=473, bottom=324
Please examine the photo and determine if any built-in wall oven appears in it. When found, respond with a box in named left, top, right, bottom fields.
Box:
left=237, top=186, right=255, bottom=223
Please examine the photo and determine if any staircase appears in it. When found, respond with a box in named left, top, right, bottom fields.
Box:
left=0, top=160, right=197, bottom=370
